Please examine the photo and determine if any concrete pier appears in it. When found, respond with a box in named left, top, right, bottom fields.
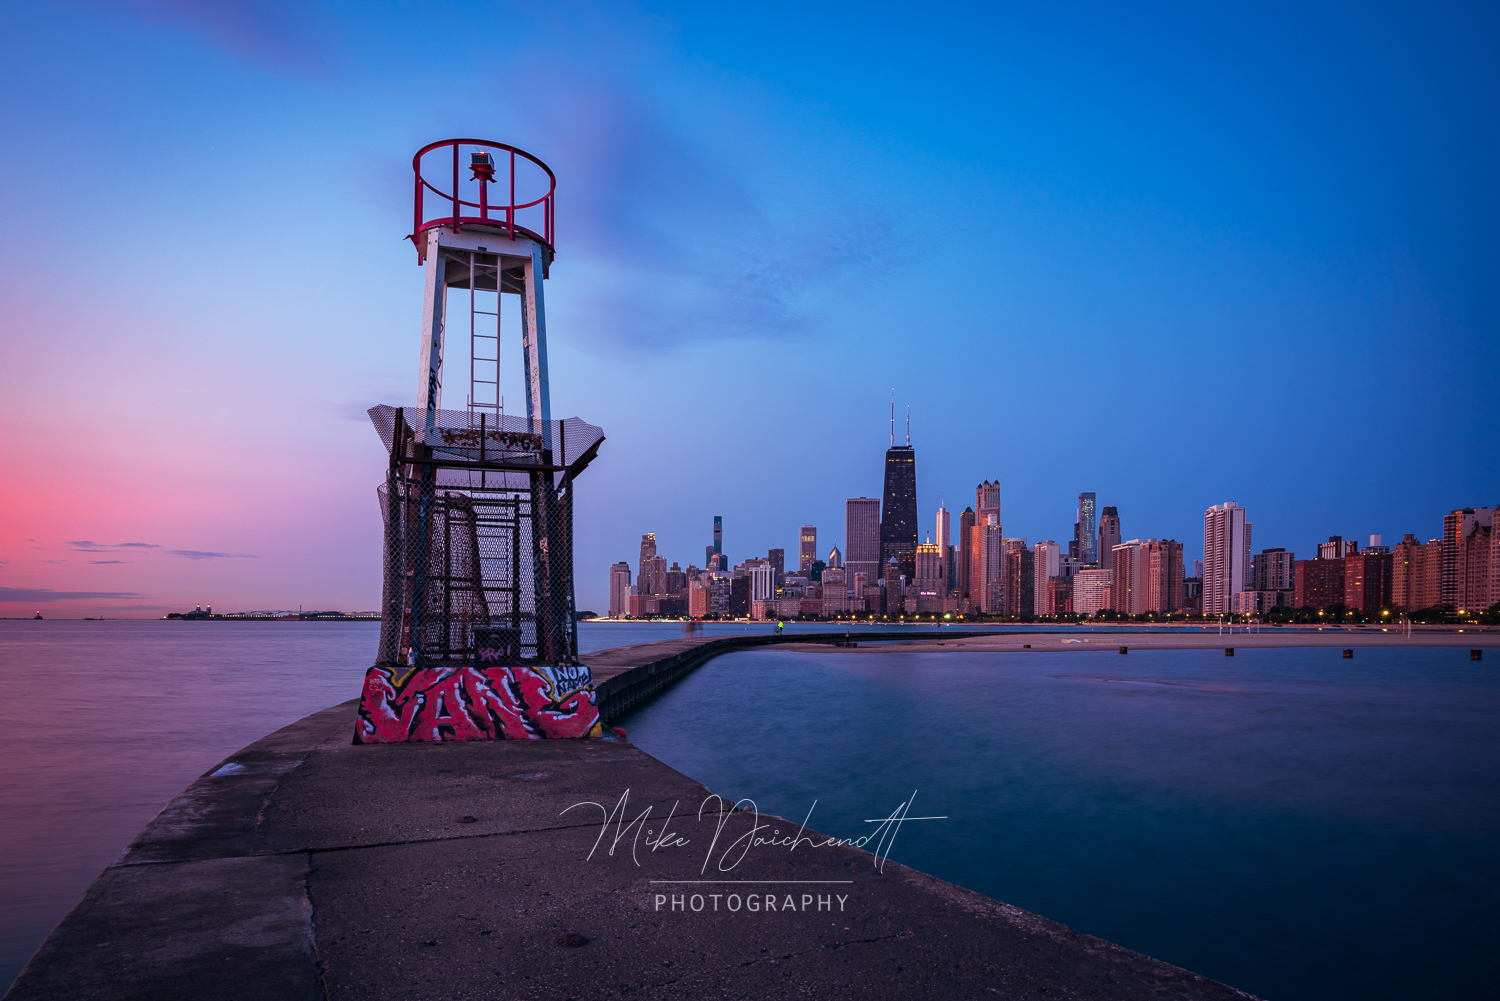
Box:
left=14, top=632, right=1402, bottom=1000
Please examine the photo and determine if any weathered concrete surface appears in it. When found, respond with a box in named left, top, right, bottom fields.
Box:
left=7, top=690, right=1260, bottom=1000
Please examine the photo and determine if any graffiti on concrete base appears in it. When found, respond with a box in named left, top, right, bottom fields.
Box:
left=355, top=663, right=602, bottom=742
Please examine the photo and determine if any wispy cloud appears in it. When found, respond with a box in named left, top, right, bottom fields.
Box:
left=512, top=82, right=906, bottom=354
left=168, top=550, right=259, bottom=560
left=88, top=560, right=128, bottom=565
left=0, top=587, right=145, bottom=602
left=94, top=0, right=331, bottom=75
left=61, top=541, right=252, bottom=559
left=65, top=540, right=160, bottom=553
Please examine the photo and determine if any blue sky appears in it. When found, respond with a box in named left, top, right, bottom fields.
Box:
left=1, top=1, right=1496, bottom=614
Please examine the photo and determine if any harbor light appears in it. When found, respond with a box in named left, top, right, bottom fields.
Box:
left=469, top=150, right=495, bottom=181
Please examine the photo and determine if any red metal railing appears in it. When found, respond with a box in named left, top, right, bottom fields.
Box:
left=410, top=139, right=555, bottom=256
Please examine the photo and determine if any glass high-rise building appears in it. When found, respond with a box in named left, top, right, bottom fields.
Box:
left=880, top=443, right=918, bottom=582
left=1203, top=501, right=1251, bottom=615
left=845, top=497, right=881, bottom=589
left=1075, top=493, right=1097, bottom=565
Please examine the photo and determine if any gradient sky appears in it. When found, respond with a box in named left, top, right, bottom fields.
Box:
left=1, top=1, right=1497, bottom=616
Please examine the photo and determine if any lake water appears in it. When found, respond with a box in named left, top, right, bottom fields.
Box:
left=1, top=620, right=1495, bottom=998
left=616, top=645, right=1500, bottom=1001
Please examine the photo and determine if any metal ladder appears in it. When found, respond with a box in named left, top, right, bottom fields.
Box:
left=466, top=252, right=502, bottom=424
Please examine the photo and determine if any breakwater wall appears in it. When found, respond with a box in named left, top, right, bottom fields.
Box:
left=590, top=630, right=991, bottom=721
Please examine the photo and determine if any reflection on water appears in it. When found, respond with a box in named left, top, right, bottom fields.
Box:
left=616, top=646, right=1500, bottom=1001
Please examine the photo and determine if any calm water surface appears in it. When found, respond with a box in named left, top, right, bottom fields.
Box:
left=617, top=646, right=1500, bottom=1001
left=2, top=621, right=1495, bottom=999
left=0, top=620, right=373, bottom=991
left=0, top=618, right=757, bottom=987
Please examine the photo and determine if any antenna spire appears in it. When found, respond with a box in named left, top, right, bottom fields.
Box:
left=906, top=405, right=910, bottom=446
left=889, top=391, right=895, bottom=447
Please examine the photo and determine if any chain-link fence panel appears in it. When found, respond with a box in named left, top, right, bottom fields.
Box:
left=355, top=405, right=606, bottom=743
left=369, top=405, right=602, bottom=670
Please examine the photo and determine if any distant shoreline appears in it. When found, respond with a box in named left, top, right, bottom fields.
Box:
left=581, top=618, right=1497, bottom=634
left=0, top=616, right=381, bottom=622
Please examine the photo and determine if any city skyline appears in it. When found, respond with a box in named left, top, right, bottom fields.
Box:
left=610, top=494, right=1496, bottom=620
left=593, top=396, right=1488, bottom=616
left=603, top=405, right=1497, bottom=619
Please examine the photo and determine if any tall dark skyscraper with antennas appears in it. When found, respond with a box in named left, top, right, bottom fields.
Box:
left=880, top=401, right=918, bottom=583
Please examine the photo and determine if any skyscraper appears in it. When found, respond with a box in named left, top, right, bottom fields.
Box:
left=972, top=482, right=1002, bottom=613
left=748, top=563, right=776, bottom=602
left=707, top=515, right=722, bottom=569
left=799, top=525, right=818, bottom=573
left=1146, top=539, right=1185, bottom=613
left=638, top=534, right=659, bottom=597
left=1034, top=540, right=1061, bottom=614
left=845, top=497, right=881, bottom=592
left=980, top=522, right=1006, bottom=613
left=935, top=505, right=951, bottom=584
left=821, top=566, right=848, bottom=614
left=644, top=555, right=667, bottom=598
left=1344, top=549, right=1393, bottom=614
left=915, top=541, right=944, bottom=581
left=1443, top=507, right=1496, bottom=611
left=1075, top=493, right=1097, bottom=565
left=1073, top=568, right=1113, bottom=615
left=1203, top=502, right=1251, bottom=615
left=1005, top=546, right=1035, bottom=618
left=1098, top=506, right=1121, bottom=570
left=976, top=481, right=1001, bottom=522
left=957, top=506, right=976, bottom=606
left=664, top=562, right=686, bottom=598
left=1392, top=534, right=1443, bottom=611
left=914, top=541, right=945, bottom=614
left=826, top=544, right=842, bottom=569
left=885, top=555, right=905, bottom=613
left=608, top=562, right=632, bottom=617
left=880, top=407, right=918, bottom=583
left=1110, top=540, right=1145, bottom=614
